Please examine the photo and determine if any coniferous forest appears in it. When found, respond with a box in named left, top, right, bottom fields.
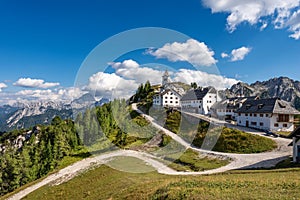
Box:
left=0, top=97, right=155, bottom=196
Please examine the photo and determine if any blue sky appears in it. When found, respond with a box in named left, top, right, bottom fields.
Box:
left=0, top=0, right=300, bottom=103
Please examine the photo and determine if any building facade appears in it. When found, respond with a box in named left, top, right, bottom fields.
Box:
left=236, top=98, right=300, bottom=131
left=152, top=70, right=186, bottom=108
left=212, top=96, right=258, bottom=120
left=181, top=87, right=219, bottom=115
left=288, top=127, right=300, bottom=163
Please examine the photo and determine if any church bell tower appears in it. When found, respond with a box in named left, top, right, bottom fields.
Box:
left=162, top=70, right=170, bottom=86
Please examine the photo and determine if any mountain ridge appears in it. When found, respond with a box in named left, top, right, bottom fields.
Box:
left=226, top=76, right=300, bottom=110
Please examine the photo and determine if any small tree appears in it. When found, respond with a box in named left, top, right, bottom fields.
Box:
left=191, top=82, right=198, bottom=89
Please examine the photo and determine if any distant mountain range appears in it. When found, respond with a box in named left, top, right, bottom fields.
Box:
left=0, top=93, right=109, bottom=132
left=225, top=77, right=300, bottom=110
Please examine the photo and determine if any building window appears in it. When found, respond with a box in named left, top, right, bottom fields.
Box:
left=170, top=97, right=173, bottom=99
left=165, top=101, right=167, bottom=103
left=274, top=123, right=279, bottom=127
left=250, top=114, right=253, bottom=117
left=170, top=92, right=173, bottom=95
left=283, top=124, right=288, bottom=127
left=170, top=101, right=173, bottom=103
left=209, top=96, right=211, bottom=98
left=260, top=114, right=263, bottom=117
left=260, top=122, right=264, bottom=126
left=245, top=114, right=248, bottom=117
left=265, top=114, right=269, bottom=117
left=251, top=122, right=257, bottom=126
left=175, top=101, right=178, bottom=104
left=175, top=97, right=178, bottom=99
left=238, top=113, right=241, bottom=116
left=254, top=114, right=257, bottom=117
left=278, top=114, right=289, bottom=122
left=165, top=97, right=168, bottom=99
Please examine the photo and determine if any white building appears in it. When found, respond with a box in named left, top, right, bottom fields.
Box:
left=181, top=87, right=220, bottom=115
left=212, top=96, right=258, bottom=120
left=236, top=98, right=300, bottom=132
left=288, top=127, right=300, bottom=163
left=152, top=70, right=186, bottom=108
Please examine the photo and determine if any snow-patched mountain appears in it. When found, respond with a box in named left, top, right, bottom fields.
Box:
left=0, top=93, right=110, bottom=132
left=226, top=77, right=300, bottom=110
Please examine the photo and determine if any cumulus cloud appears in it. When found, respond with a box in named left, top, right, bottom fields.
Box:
left=110, top=59, right=162, bottom=84
left=173, top=69, right=238, bottom=89
left=85, top=72, right=138, bottom=99
left=16, top=87, right=85, bottom=102
left=203, top=0, right=300, bottom=39
left=222, top=47, right=251, bottom=61
left=0, top=83, right=7, bottom=92
left=230, top=47, right=252, bottom=61
left=57, top=87, right=85, bottom=101
left=221, top=52, right=229, bottom=58
left=14, top=78, right=60, bottom=89
left=0, top=86, right=87, bottom=105
left=16, top=89, right=60, bottom=101
left=148, top=39, right=217, bottom=67
left=287, top=10, right=300, bottom=39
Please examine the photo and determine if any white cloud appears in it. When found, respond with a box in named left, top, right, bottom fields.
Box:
left=221, top=47, right=252, bottom=62
left=16, top=89, right=60, bottom=100
left=173, top=69, right=239, bottom=89
left=57, top=87, right=85, bottom=101
left=221, top=52, right=229, bottom=58
left=14, top=78, right=60, bottom=89
left=230, top=47, right=252, bottom=61
left=110, top=59, right=162, bottom=84
left=148, top=39, right=217, bottom=67
left=0, top=83, right=7, bottom=92
left=260, top=21, right=268, bottom=31
left=85, top=72, right=138, bottom=99
left=287, top=10, right=300, bottom=39
left=0, top=87, right=87, bottom=105
left=203, top=0, right=300, bottom=39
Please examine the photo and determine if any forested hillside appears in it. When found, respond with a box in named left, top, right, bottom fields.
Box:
left=0, top=99, right=155, bottom=196
left=0, top=117, right=80, bottom=195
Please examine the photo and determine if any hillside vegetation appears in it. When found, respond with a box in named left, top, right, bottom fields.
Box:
left=0, top=99, right=156, bottom=196
left=21, top=165, right=300, bottom=200
left=162, top=110, right=277, bottom=153
left=0, top=117, right=82, bottom=196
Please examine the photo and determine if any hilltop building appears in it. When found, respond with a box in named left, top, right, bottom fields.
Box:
left=152, top=70, right=186, bottom=108
left=181, top=87, right=220, bottom=115
left=212, top=96, right=259, bottom=120
left=235, top=98, right=300, bottom=132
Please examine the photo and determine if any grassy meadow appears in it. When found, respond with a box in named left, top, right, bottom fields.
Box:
left=21, top=163, right=300, bottom=200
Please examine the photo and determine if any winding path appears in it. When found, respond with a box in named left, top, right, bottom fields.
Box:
left=131, top=103, right=292, bottom=170
left=7, top=104, right=293, bottom=200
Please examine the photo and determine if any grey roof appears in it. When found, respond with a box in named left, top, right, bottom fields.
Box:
left=211, top=96, right=258, bottom=110
left=227, top=96, right=258, bottom=102
left=236, top=98, right=300, bottom=114
left=181, top=88, right=216, bottom=101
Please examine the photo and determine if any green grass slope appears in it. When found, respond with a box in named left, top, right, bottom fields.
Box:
left=22, top=165, right=300, bottom=200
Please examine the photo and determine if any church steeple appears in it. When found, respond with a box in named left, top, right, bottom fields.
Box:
left=162, top=70, right=170, bottom=86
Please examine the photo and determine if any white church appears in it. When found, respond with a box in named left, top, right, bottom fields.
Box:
left=152, top=70, right=220, bottom=115
left=152, top=70, right=186, bottom=108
